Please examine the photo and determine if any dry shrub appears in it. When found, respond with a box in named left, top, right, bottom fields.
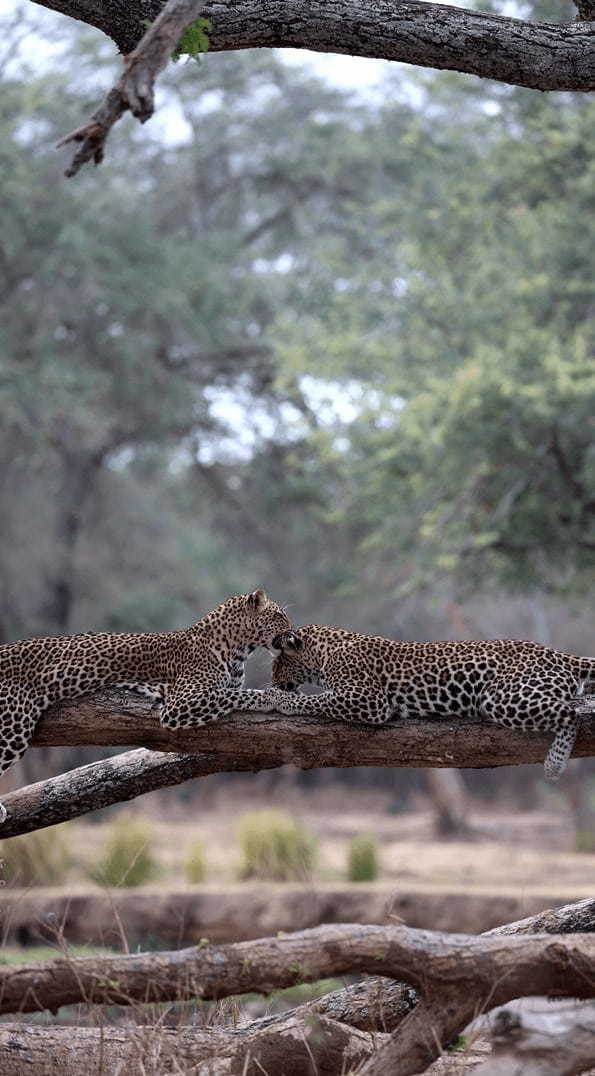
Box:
left=0, top=825, right=71, bottom=886
left=184, top=837, right=207, bottom=883
left=238, top=810, right=317, bottom=881
left=347, top=834, right=379, bottom=882
left=89, top=814, right=158, bottom=887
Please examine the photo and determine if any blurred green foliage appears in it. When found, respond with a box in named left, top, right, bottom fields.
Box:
left=0, top=825, right=71, bottom=886
left=90, top=815, right=158, bottom=886
left=0, top=9, right=594, bottom=654
left=237, top=810, right=317, bottom=881
left=184, top=837, right=208, bottom=883
left=347, top=834, right=379, bottom=882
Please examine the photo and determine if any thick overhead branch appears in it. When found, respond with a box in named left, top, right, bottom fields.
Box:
left=44, top=0, right=595, bottom=92
left=1, top=690, right=594, bottom=837
left=56, top=0, right=208, bottom=176
left=48, top=0, right=595, bottom=173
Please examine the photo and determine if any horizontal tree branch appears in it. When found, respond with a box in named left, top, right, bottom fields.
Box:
left=1, top=690, right=593, bottom=837
left=41, top=0, right=595, bottom=92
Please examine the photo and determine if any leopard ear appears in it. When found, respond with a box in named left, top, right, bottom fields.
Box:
left=280, top=632, right=303, bottom=653
left=247, top=588, right=268, bottom=614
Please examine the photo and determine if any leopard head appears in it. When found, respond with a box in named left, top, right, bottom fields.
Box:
left=244, top=589, right=293, bottom=649
left=271, top=630, right=313, bottom=691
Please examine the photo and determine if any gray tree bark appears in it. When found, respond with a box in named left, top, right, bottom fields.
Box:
left=34, top=0, right=595, bottom=92
left=474, top=1003, right=595, bottom=1076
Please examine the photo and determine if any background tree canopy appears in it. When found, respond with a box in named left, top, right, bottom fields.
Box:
left=1, top=8, right=594, bottom=653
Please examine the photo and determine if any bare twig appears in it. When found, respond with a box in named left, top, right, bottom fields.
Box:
left=56, top=0, right=208, bottom=176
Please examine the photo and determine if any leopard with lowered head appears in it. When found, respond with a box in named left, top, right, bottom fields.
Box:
left=271, top=625, right=595, bottom=780
left=0, top=589, right=293, bottom=823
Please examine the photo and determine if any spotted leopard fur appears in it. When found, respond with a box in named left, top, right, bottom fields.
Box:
left=0, top=589, right=293, bottom=823
left=272, top=625, right=595, bottom=780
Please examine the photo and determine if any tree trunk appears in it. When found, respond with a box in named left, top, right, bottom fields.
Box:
left=425, top=768, right=472, bottom=839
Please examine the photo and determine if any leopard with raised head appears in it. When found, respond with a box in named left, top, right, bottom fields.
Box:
left=0, top=589, right=293, bottom=824
left=271, top=625, right=595, bottom=780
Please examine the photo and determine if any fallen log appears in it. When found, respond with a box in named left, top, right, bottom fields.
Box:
left=1, top=898, right=593, bottom=1074
left=1, top=689, right=594, bottom=837
left=359, top=920, right=595, bottom=1076
left=0, top=922, right=593, bottom=1017
left=484, top=894, right=595, bottom=937
left=358, top=896, right=595, bottom=1075
left=474, top=1002, right=595, bottom=1076
left=0, top=1014, right=386, bottom=1076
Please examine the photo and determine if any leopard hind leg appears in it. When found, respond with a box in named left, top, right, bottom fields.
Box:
left=480, top=685, right=579, bottom=781
left=0, top=694, right=41, bottom=824
left=543, top=710, right=580, bottom=781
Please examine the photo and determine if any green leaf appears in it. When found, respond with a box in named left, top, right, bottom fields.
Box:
left=172, top=17, right=212, bottom=63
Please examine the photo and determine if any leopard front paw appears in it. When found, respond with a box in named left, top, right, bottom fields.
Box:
left=257, top=689, right=284, bottom=714
left=270, top=691, right=303, bottom=716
